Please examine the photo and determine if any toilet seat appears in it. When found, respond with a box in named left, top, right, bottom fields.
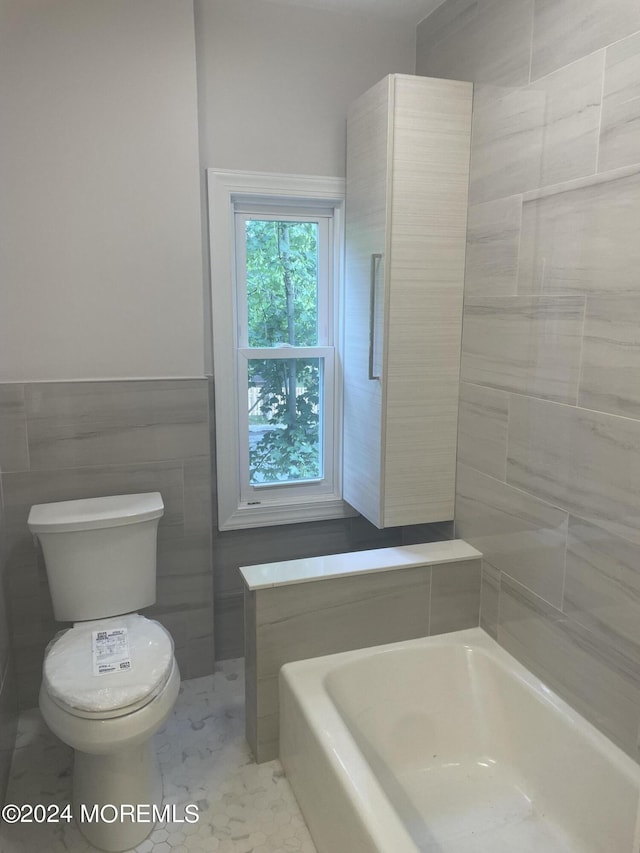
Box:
left=43, top=614, right=174, bottom=720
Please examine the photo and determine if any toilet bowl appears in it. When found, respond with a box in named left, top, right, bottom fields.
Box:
left=28, top=493, right=180, bottom=852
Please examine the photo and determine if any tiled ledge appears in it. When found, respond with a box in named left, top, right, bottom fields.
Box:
left=243, top=539, right=483, bottom=762
left=240, top=540, right=482, bottom=590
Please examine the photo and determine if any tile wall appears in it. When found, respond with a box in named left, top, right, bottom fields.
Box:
left=417, top=0, right=640, bottom=758
left=0, top=462, right=18, bottom=803
left=212, top=504, right=454, bottom=658
left=0, top=379, right=213, bottom=710
left=245, top=554, right=481, bottom=761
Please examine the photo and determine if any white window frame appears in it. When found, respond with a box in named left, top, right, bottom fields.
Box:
left=207, top=169, right=349, bottom=530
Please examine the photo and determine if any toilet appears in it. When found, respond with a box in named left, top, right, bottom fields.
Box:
left=27, top=492, right=180, bottom=853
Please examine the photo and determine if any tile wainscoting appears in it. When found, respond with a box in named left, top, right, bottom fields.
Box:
left=0, top=379, right=214, bottom=710
left=417, top=0, right=640, bottom=760
left=0, top=462, right=18, bottom=803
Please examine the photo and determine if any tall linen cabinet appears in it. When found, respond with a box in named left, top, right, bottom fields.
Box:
left=343, top=74, right=473, bottom=528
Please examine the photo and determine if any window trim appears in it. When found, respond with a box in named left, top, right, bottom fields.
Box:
left=207, top=169, right=350, bottom=531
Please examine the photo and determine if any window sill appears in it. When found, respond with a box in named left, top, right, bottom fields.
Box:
left=218, top=496, right=358, bottom=531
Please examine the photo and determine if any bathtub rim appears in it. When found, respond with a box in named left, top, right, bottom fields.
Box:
left=280, top=626, right=640, bottom=853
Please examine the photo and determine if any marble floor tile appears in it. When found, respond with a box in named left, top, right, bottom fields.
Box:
left=0, top=661, right=317, bottom=853
left=599, top=31, right=640, bottom=173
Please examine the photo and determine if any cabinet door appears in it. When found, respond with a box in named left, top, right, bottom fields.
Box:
left=383, top=75, right=473, bottom=527
left=343, top=76, right=391, bottom=527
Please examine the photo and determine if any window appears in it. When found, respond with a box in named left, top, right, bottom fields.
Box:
left=208, top=170, right=347, bottom=530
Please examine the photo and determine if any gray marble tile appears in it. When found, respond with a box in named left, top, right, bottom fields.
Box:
left=25, top=380, right=209, bottom=470
left=565, top=517, right=640, bottom=660
left=212, top=515, right=399, bottom=598
left=600, top=31, right=640, bottom=173
left=27, top=419, right=209, bottom=471
left=533, top=51, right=603, bottom=188
left=16, top=668, right=41, bottom=712
left=417, top=0, right=533, bottom=88
left=429, top=558, right=481, bottom=635
left=148, top=608, right=190, bottom=652
left=579, top=295, right=640, bottom=418
left=458, top=382, right=509, bottom=480
left=0, top=576, right=11, bottom=677
left=0, top=384, right=29, bottom=473
left=479, top=560, right=500, bottom=638
left=470, top=51, right=603, bottom=205
left=498, top=574, right=640, bottom=758
left=2, top=462, right=185, bottom=555
left=401, top=520, right=454, bottom=545
left=507, top=395, right=640, bottom=546
left=7, top=585, right=55, bottom=650
left=183, top=456, right=212, bottom=538
left=518, top=165, right=640, bottom=295
left=156, top=533, right=211, bottom=577
left=24, top=379, right=208, bottom=427
left=464, top=196, right=522, bottom=297
left=457, top=382, right=509, bottom=479
left=0, top=662, right=18, bottom=807
left=531, top=0, right=640, bottom=81
left=254, top=674, right=280, bottom=763
left=254, top=567, right=430, bottom=678
left=213, top=518, right=355, bottom=596
left=469, top=84, right=545, bottom=204
left=215, top=591, right=245, bottom=660
left=155, top=571, right=213, bottom=611
left=182, top=635, right=215, bottom=680
left=456, top=463, right=568, bottom=607
left=461, top=295, right=585, bottom=403
left=416, top=0, right=477, bottom=57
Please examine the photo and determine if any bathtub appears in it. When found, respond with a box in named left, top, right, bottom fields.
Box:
left=280, top=627, right=640, bottom=853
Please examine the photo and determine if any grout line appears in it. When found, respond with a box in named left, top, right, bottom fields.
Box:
left=527, top=0, right=535, bottom=85
left=514, top=194, right=524, bottom=295
left=574, top=295, right=589, bottom=409
left=595, top=48, right=607, bottom=173
left=504, top=392, right=511, bottom=482
left=559, top=515, right=569, bottom=613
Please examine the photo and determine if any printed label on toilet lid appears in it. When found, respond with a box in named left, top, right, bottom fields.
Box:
left=92, top=627, right=132, bottom=676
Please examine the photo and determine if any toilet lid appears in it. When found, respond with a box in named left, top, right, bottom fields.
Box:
left=43, top=614, right=174, bottom=717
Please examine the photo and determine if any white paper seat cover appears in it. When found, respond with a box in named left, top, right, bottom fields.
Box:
left=43, top=614, right=174, bottom=717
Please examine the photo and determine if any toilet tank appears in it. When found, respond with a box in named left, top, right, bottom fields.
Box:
left=27, top=493, right=164, bottom=622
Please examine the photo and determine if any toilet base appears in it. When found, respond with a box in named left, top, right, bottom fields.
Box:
left=73, top=740, right=162, bottom=852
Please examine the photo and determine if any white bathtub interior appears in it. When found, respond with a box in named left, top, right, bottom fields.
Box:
left=280, top=628, right=640, bottom=853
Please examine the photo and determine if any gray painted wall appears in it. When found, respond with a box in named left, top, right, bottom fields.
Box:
left=0, top=0, right=204, bottom=381
left=194, top=0, right=416, bottom=178
left=417, top=0, right=640, bottom=759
